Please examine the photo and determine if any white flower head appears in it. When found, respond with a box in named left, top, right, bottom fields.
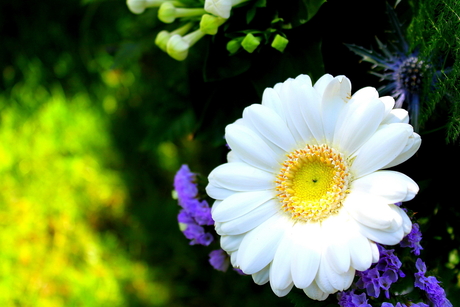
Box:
left=206, top=74, right=421, bottom=300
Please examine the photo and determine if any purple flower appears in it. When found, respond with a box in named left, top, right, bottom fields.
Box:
left=414, top=258, right=453, bottom=307
left=209, top=249, right=230, bottom=272
left=356, top=245, right=404, bottom=299
left=174, top=164, right=199, bottom=202
left=356, top=268, right=381, bottom=298
left=337, top=289, right=372, bottom=307
left=174, top=165, right=214, bottom=246
left=400, top=223, right=423, bottom=256
left=382, top=303, right=428, bottom=307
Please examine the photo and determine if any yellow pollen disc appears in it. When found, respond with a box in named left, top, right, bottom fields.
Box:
left=276, top=144, right=350, bottom=222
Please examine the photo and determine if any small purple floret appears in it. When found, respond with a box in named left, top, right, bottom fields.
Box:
left=414, top=258, right=453, bottom=307
left=337, top=289, right=372, bottom=307
left=356, top=245, right=404, bottom=299
left=400, top=223, right=423, bottom=256
left=209, top=249, right=230, bottom=272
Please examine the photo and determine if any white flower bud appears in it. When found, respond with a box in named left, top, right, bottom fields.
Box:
left=155, top=23, right=194, bottom=51
left=204, top=0, right=249, bottom=19
left=166, top=29, right=206, bottom=61
left=158, top=2, right=206, bottom=24
left=199, top=14, right=226, bottom=35
left=127, top=0, right=181, bottom=14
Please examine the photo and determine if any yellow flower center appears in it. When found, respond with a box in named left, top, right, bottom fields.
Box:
left=276, top=144, right=350, bottom=222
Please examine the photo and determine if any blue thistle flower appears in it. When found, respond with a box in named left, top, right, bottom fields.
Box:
left=346, top=3, right=435, bottom=132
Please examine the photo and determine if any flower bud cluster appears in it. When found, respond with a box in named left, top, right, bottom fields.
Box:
left=127, top=0, right=290, bottom=59
left=127, top=0, right=233, bottom=60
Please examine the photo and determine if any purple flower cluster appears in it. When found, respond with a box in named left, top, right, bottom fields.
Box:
left=400, top=223, right=423, bottom=256
left=174, top=164, right=214, bottom=246
left=382, top=302, right=428, bottom=307
left=414, top=259, right=453, bottom=307
left=337, top=289, right=372, bottom=307
left=356, top=245, right=405, bottom=299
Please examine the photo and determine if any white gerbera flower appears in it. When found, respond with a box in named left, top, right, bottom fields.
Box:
left=206, top=74, right=421, bottom=300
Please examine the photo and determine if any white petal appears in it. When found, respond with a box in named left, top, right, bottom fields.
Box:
left=207, top=185, right=234, bottom=200
left=351, top=123, right=413, bottom=178
left=315, top=256, right=339, bottom=293
left=313, top=74, right=334, bottom=96
left=351, top=86, right=379, bottom=101
left=351, top=170, right=419, bottom=203
left=216, top=198, right=279, bottom=235
left=316, top=257, right=355, bottom=293
left=356, top=221, right=405, bottom=245
left=291, top=222, right=322, bottom=289
left=383, top=132, right=421, bottom=169
left=208, top=162, right=275, bottom=192
left=261, top=88, right=286, bottom=120
left=303, top=280, right=329, bottom=301
left=344, top=191, right=401, bottom=230
left=221, top=234, right=245, bottom=252
left=341, top=267, right=356, bottom=291
left=379, top=96, right=396, bottom=114
left=392, top=204, right=412, bottom=235
left=321, top=76, right=352, bottom=144
left=252, top=264, right=270, bottom=285
left=237, top=213, right=288, bottom=274
left=212, top=190, right=275, bottom=222
left=322, top=214, right=351, bottom=274
left=230, top=250, right=238, bottom=266
left=274, top=78, right=314, bottom=145
left=271, top=282, right=294, bottom=297
left=243, top=104, right=297, bottom=152
left=333, top=96, right=384, bottom=155
left=347, top=229, right=373, bottom=271
left=225, top=123, right=281, bottom=172
left=382, top=108, right=409, bottom=124
left=370, top=241, right=380, bottom=263
left=295, top=74, right=313, bottom=87
left=301, top=86, right=325, bottom=143
left=270, top=229, right=295, bottom=292
left=227, top=150, right=243, bottom=163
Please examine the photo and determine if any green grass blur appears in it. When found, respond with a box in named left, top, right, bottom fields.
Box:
left=0, top=1, right=292, bottom=306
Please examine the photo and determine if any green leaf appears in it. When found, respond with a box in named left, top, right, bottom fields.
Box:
left=249, top=26, right=325, bottom=96
left=203, top=36, right=252, bottom=82
left=280, top=0, right=327, bottom=28
left=246, top=0, right=267, bottom=24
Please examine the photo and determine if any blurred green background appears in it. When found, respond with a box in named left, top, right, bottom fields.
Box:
left=0, top=0, right=459, bottom=306
left=0, top=0, right=295, bottom=306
